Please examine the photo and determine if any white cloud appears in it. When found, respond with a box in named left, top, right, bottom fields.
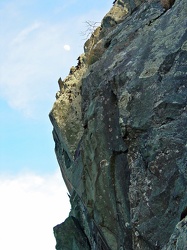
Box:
left=0, top=170, right=70, bottom=250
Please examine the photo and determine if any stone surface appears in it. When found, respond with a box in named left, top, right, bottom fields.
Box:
left=50, top=0, right=187, bottom=249
left=54, top=216, right=91, bottom=250
left=161, top=217, right=187, bottom=250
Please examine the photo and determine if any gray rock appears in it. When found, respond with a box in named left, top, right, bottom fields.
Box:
left=54, top=216, right=91, bottom=250
left=162, top=217, right=187, bottom=250
left=50, top=0, right=187, bottom=249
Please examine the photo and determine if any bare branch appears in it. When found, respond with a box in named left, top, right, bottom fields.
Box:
left=80, top=20, right=101, bottom=40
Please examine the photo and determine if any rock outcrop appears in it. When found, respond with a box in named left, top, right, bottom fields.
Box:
left=49, top=0, right=187, bottom=249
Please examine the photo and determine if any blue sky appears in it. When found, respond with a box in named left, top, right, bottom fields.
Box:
left=0, top=0, right=112, bottom=249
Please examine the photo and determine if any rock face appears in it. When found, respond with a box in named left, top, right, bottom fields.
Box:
left=49, top=0, right=187, bottom=249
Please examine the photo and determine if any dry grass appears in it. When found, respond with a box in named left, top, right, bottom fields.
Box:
left=86, top=40, right=106, bottom=65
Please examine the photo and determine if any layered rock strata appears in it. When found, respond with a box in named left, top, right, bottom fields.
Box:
left=49, top=0, right=187, bottom=249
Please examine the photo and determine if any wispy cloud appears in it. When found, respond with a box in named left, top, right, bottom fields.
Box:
left=0, top=170, right=70, bottom=250
left=12, top=21, right=42, bottom=44
left=0, top=20, right=75, bottom=117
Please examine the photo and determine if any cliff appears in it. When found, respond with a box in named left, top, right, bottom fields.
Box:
left=49, top=0, right=187, bottom=249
